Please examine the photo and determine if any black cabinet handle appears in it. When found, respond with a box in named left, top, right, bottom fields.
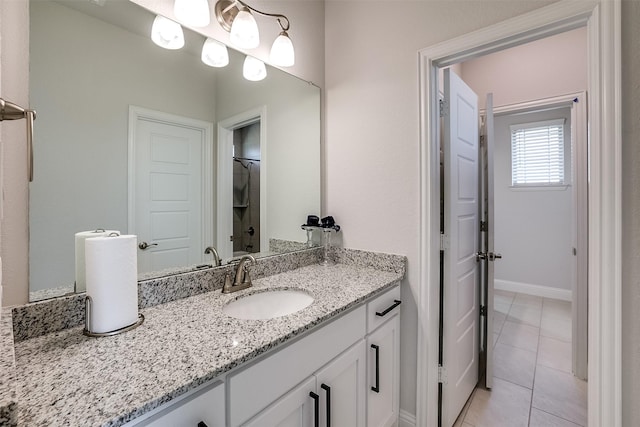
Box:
left=371, top=344, right=380, bottom=393
left=375, top=299, right=402, bottom=317
left=321, top=384, right=331, bottom=427
left=197, top=422, right=208, bottom=427
left=310, top=391, right=319, bottom=427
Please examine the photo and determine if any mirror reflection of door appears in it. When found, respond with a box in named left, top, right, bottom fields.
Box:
left=232, top=121, right=261, bottom=256
left=130, top=107, right=213, bottom=274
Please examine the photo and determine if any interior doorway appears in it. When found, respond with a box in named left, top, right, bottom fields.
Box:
left=417, top=2, right=622, bottom=426
left=232, top=122, right=262, bottom=256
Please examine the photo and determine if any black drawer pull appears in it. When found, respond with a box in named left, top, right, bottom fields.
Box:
left=375, top=299, right=402, bottom=317
left=197, top=422, right=208, bottom=427
left=310, top=391, right=319, bottom=427
left=371, top=344, right=380, bottom=393
left=321, top=384, right=331, bottom=427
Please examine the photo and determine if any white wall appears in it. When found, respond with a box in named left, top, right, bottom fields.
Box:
left=460, top=27, right=587, bottom=110
left=29, top=1, right=218, bottom=292
left=324, top=0, right=561, bottom=417
left=493, top=108, right=573, bottom=293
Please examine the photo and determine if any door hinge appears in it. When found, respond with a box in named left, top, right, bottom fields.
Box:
left=438, top=365, right=448, bottom=384
left=440, top=233, right=449, bottom=251
left=439, top=99, right=449, bottom=117
left=480, top=221, right=488, bottom=232
left=480, top=305, right=487, bottom=316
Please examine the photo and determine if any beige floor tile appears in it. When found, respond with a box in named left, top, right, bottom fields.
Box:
left=537, top=336, right=572, bottom=373
left=494, top=301, right=511, bottom=315
left=529, top=408, right=583, bottom=427
left=453, top=389, right=475, bottom=427
left=493, top=342, right=536, bottom=389
left=495, top=290, right=515, bottom=306
left=542, top=298, right=572, bottom=319
left=507, top=304, right=542, bottom=327
left=493, top=310, right=506, bottom=333
left=540, top=313, right=572, bottom=342
left=463, top=377, right=531, bottom=427
left=532, top=365, right=587, bottom=426
left=497, top=320, right=540, bottom=353
left=513, top=293, right=543, bottom=309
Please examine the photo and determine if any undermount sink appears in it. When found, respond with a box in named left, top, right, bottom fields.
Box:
left=223, top=289, right=314, bottom=320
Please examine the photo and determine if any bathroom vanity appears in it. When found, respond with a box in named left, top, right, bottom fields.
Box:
left=0, top=248, right=405, bottom=427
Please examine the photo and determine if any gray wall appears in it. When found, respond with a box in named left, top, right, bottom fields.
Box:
left=621, top=0, right=640, bottom=424
left=493, top=108, right=573, bottom=292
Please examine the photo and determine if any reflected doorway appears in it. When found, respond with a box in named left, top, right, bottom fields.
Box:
left=233, top=122, right=261, bottom=256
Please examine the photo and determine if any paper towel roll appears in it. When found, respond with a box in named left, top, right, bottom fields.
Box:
left=75, top=230, right=120, bottom=293
left=85, top=234, right=138, bottom=333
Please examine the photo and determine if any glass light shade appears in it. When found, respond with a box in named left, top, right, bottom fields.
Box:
left=201, top=38, right=229, bottom=67
left=151, top=15, right=185, bottom=50
left=174, top=0, right=210, bottom=27
left=230, top=9, right=259, bottom=49
left=243, top=56, right=267, bottom=81
left=270, top=31, right=295, bottom=67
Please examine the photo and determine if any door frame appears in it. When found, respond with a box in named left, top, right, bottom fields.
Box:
left=217, top=106, right=268, bottom=260
left=417, top=1, right=621, bottom=426
left=484, top=92, right=589, bottom=380
left=127, top=105, right=214, bottom=255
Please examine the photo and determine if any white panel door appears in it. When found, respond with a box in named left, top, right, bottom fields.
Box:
left=134, top=118, right=204, bottom=273
left=441, top=69, right=480, bottom=427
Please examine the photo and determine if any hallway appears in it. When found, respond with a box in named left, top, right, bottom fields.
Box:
left=454, top=290, right=587, bottom=426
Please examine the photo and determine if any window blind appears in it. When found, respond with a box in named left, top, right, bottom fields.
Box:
left=510, top=119, right=566, bottom=186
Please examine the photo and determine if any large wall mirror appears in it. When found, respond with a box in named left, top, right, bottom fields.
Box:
left=29, top=0, right=321, bottom=301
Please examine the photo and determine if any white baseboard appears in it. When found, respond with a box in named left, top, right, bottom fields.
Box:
left=399, top=409, right=416, bottom=427
left=494, top=279, right=572, bottom=301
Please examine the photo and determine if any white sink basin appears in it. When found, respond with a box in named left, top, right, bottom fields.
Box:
left=223, top=289, right=314, bottom=320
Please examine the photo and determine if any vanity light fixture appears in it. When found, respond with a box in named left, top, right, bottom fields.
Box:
left=243, top=55, right=267, bottom=81
left=202, top=38, right=230, bottom=67
left=151, top=15, right=185, bottom=50
left=174, top=0, right=210, bottom=27
left=214, top=0, right=295, bottom=67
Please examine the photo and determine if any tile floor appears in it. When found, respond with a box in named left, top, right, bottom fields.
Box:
left=453, top=290, right=588, bottom=427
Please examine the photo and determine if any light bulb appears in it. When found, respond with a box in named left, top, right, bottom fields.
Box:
left=243, top=56, right=267, bottom=81
left=151, top=15, right=185, bottom=50
left=174, top=0, right=210, bottom=27
left=230, top=8, right=259, bottom=49
left=201, top=38, right=229, bottom=67
left=270, top=31, right=295, bottom=67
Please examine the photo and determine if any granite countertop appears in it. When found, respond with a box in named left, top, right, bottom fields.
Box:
left=11, top=261, right=403, bottom=426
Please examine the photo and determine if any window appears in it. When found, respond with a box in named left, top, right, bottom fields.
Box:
left=510, top=119, right=566, bottom=186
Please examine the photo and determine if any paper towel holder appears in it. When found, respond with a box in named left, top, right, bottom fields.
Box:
left=83, top=295, right=145, bottom=337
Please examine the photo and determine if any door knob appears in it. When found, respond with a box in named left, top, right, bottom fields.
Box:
left=138, top=242, right=158, bottom=250
left=476, top=252, right=487, bottom=262
left=488, top=252, right=502, bottom=261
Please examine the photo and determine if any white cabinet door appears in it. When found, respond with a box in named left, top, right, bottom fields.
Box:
left=244, top=377, right=316, bottom=427
left=136, top=381, right=224, bottom=427
left=315, top=340, right=367, bottom=427
left=367, top=314, right=400, bottom=427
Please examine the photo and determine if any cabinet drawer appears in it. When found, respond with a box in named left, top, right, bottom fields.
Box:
left=367, top=285, right=401, bottom=333
left=132, top=380, right=224, bottom=427
left=229, top=305, right=366, bottom=426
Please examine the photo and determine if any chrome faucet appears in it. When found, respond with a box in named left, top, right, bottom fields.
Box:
left=222, top=254, right=256, bottom=293
left=204, top=246, right=222, bottom=267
